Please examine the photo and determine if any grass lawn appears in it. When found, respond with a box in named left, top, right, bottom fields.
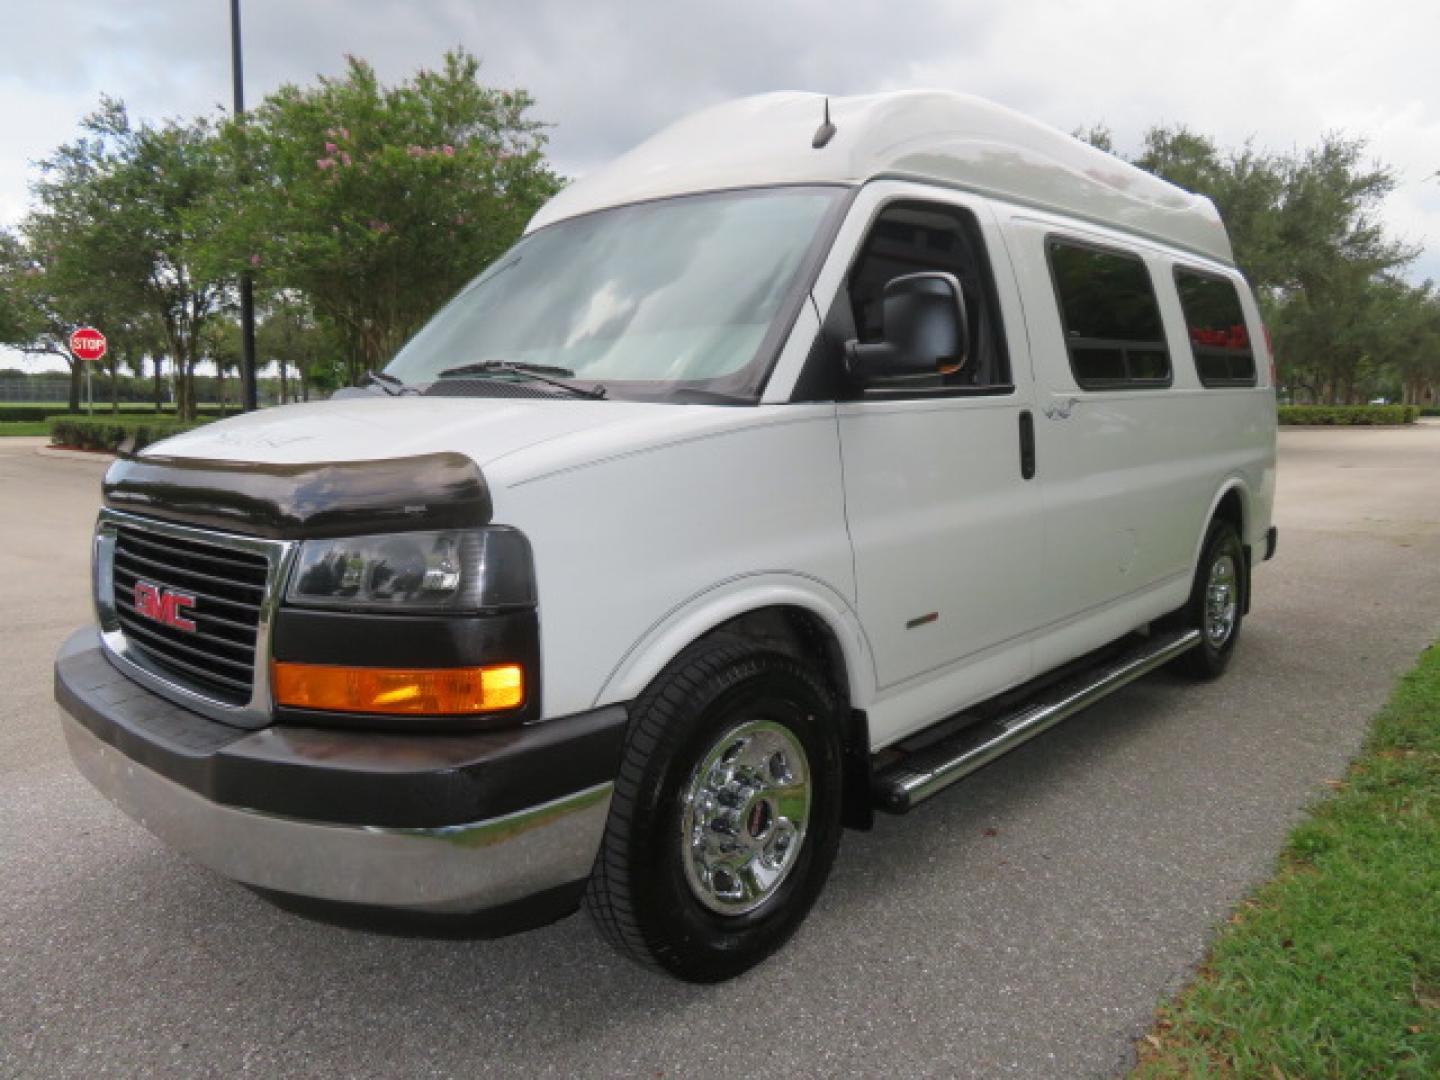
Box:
left=1135, top=644, right=1440, bottom=1078
left=0, top=421, right=50, bottom=436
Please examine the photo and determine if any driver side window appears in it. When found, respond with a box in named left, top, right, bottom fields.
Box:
left=845, top=201, right=1011, bottom=394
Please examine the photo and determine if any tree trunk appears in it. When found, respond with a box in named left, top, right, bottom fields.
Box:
left=176, top=347, right=194, bottom=422
left=68, top=359, right=82, bottom=412
left=152, top=355, right=164, bottom=412
left=278, top=357, right=288, bottom=404
left=110, top=361, right=120, bottom=413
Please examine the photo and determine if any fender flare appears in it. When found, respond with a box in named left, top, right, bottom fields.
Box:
left=1189, top=477, right=1252, bottom=610
left=1190, top=476, right=1252, bottom=572
left=590, top=571, right=877, bottom=711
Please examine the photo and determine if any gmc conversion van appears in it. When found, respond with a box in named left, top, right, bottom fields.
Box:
left=56, top=91, right=1277, bottom=982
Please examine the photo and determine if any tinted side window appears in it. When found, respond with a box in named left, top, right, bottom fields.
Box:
left=1047, top=240, right=1170, bottom=390
left=843, top=201, right=1011, bottom=395
left=1174, top=268, right=1257, bottom=387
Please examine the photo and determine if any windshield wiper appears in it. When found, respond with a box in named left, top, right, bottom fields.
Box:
left=438, top=360, right=578, bottom=379
left=434, top=360, right=607, bottom=400
left=364, top=370, right=415, bottom=396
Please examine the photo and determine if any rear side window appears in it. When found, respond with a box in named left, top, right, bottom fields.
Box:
left=1047, top=239, right=1170, bottom=390
left=1174, top=268, right=1257, bottom=387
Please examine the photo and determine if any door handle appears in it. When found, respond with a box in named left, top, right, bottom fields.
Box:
left=1018, top=410, right=1036, bottom=480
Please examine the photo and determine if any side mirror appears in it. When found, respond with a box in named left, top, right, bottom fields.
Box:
left=844, top=272, right=970, bottom=383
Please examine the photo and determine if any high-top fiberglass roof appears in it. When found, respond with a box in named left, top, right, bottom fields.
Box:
left=528, top=90, right=1232, bottom=265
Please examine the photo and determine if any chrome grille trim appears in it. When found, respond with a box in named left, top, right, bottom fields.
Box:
left=94, top=507, right=298, bottom=730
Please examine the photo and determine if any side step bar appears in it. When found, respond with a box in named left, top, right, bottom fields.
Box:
left=873, top=627, right=1202, bottom=814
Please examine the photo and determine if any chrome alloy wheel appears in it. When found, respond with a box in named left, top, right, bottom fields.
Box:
left=679, top=719, right=812, bottom=916
left=1204, top=553, right=1239, bottom=647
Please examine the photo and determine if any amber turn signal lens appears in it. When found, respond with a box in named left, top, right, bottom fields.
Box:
left=272, top=661, right=525, bottom=715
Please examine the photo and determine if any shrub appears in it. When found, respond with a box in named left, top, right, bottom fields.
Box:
left=48, top=415, right=208, bottom=453
left=0, top=403, right=234, bottom=422
left=1277, top=404, right=1418, bottom=426
left=1420, top=406, right=1440, bottom=417
left=0, top=405, right=74, bottom=422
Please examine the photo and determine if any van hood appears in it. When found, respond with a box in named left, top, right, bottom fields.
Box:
left=144, top=395, right=710, bottom=482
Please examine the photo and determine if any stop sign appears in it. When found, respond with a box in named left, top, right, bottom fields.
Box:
left=70, top=327, right=107, bottom=362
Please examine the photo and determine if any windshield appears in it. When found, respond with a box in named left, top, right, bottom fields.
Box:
left=384, top=186, right=843, bottom=400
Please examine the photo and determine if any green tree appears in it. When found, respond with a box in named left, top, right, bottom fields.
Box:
left=1070, top=123, right=1115, bottom=154
left=0, top=234, right=40, bottom=347
left=199, top=316, right=242, bottom=413
left=0, top=228, right=108, bottom=410
left=256, top=295, right=333, bottom=403
left=27, top=99, right=227, bottom=419
left=118, top=314, right=171, bottom=412
left=204, top=50, right=562, bottom=385
left=1079, top=122, right=1420, bottom=402
left=1265, top=139, right=1417, bottom=402
left=1371, top=279, right=1440, bottom=406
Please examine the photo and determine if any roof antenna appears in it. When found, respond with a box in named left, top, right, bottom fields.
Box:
left=812, top=97, right=837, bottom=149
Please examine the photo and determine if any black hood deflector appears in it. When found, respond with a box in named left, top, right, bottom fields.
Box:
left=103, top=452, right=492, bottom=539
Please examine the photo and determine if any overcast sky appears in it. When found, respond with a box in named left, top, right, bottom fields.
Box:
left=5, top=0, right=1438, bottom=372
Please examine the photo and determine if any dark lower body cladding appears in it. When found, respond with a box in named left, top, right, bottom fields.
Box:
left=53, top=629, right=627, bottom=930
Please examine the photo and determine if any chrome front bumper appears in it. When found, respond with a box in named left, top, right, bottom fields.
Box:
left=60, top=709, right=613, bottom=914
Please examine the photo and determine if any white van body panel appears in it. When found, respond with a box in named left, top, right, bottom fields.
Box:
left=994, top=208, right=1276, bottom=674
left=803, top=181, right=1045, bottom=746
left=494, top=404, right=858, bottom=720
left=148, top=395, right=672, bottom=470
left=589, top=571, right=874, bottom=712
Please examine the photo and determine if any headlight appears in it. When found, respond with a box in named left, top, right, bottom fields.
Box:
left=285, top=528, right=535, bottom=613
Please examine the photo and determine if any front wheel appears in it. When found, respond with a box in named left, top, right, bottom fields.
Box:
left=585, top=638, right=843, bottom=982
left=1171, top=519, right=1245, bottom=680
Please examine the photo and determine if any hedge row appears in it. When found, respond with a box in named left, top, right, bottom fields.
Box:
left=1277, top=405, right=1419, bottom=426
left=48, top=415, right=208, bottom=452
left=0, top=403, right=231, bottom=422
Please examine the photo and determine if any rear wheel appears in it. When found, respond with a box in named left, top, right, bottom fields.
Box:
left=585, top=638, right=843, bottom=982
left=1171, top=519, right=1244, bottom=680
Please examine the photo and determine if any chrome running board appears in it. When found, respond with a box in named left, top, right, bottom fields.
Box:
left=873, top=627, right=1202, bottom=814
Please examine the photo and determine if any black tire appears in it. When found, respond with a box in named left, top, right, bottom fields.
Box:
left=584, top=637, right=844, bottom=983
left=1171, top=519, right=1245, bottom=680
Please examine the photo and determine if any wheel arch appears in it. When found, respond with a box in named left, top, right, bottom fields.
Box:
left=1193, top=480, right=1249, bottom=563
left=594, top=577, right=877, bottom=833
left=1192, top=478, right=1252, bottom=613
left=592, top=574, right=875, bottom=713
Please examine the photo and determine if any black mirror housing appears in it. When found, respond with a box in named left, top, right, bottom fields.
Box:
left=845, top=272, right=970, bottom=384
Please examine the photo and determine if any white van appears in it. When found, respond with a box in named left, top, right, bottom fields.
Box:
left=56, top=91, right=1277, bottom=982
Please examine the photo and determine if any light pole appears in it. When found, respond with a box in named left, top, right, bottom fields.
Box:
left=230, top=0, right=259, bottom=411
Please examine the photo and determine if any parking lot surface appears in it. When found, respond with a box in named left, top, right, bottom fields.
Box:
left=3, top=426, right=1439, bottom=1078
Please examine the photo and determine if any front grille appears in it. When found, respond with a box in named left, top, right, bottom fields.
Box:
left=111, top=525, right=270, bottom=704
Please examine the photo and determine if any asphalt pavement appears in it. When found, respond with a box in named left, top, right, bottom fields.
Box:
left=2, top=426, right=1438, bottom=1078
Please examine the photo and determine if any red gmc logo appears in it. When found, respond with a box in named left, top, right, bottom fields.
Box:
left=134, top=580, right=197, bottom=633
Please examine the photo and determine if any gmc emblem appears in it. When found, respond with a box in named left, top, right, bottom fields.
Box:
left=134, top=580, right=198, bottom=633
